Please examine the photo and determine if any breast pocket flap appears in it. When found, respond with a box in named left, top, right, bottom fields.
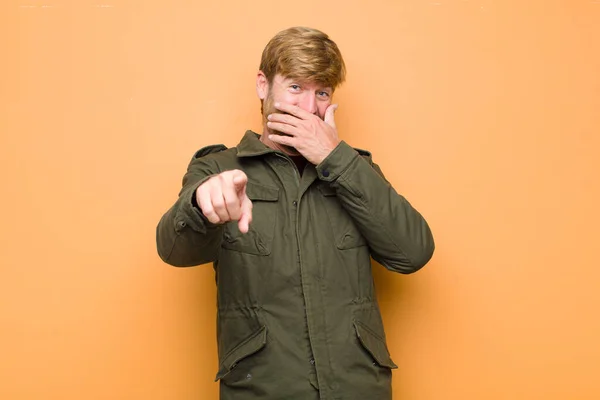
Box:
left=246, top=182, right=279, bottom=202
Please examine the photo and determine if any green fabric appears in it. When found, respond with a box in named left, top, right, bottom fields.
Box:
left=156, top=131, right=435, bottom=400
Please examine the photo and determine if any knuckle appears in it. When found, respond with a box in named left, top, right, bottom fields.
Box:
left=202, top=208, right=219, bottom=222
left=212, top=197, right=225, bottom=209
left=225, top=198, right=238, bottom=209
left=199, top=180, right=212, bottom=192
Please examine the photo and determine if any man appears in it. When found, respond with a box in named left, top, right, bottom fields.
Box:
left=156, top=26, right=434, bottom=400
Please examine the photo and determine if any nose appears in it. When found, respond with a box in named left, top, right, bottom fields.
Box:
left=298, top=93, right=318, bottom=115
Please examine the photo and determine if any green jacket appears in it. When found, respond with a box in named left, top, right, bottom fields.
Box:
left=156, top=131, right=434, bottom=400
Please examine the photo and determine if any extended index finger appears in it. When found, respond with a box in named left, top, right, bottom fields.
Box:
left=231, top=170, right=248, bottom=196
left=238, top=195, right=253, bottom=233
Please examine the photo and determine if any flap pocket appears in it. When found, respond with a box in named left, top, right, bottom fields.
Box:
left=318, top=184, right=367, bottom=249
left=221, top=182, right=278, bottom=256
left=353, top=320, right=398, bottom=369
left=215, top=325, right=268, bottom=381
left=246, top=182, right=279, bottom=201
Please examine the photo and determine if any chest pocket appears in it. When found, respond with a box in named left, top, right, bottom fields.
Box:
left=221, top=181, right=279, bottom=256
left=318, top=184, right=367, bottom=250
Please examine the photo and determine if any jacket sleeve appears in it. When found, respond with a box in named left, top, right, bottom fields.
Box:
left=156, top=146, right=227, bottom=267
left=315, top=141, right=435, bottom=274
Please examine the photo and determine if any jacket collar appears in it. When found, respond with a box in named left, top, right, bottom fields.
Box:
left=235, top=129, right=373, bottom=160
left=236, top=130, right=279, bottom=158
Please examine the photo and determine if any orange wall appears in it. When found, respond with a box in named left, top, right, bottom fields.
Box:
left=2, top=1, right=599, bottom=399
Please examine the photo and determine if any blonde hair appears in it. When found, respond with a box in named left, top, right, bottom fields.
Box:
left=259, top=27, right=346, bottom=90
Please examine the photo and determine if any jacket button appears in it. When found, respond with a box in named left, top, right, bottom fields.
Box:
left=292, top=201, right=297, bottom=207
left=309, top=358, right=315, bottom=365
left=322, top=170, right=330, bottom=177
left=177, top=221, right=186, bottom=228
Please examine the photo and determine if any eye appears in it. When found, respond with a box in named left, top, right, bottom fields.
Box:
left=290, top=84, right=301, bottom=91
left=317, top=91, right=330, bottom=99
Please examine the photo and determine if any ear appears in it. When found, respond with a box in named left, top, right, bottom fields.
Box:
left=256, top=71, right=269, bottom=100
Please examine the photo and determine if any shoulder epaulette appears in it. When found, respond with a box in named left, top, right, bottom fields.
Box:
left=192, top=144, right=228, bottom=160
left=354, top=147, right=373, bottom=163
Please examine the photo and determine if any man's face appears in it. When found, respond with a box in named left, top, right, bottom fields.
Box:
left=263, top=74, right=332, bottom=118
left=259, top=73, right=333, bottom=155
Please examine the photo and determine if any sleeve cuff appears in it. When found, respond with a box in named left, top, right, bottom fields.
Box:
left=316, top=141, right=359, bottom=181
left=175, top=176, right=219, bottom=234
